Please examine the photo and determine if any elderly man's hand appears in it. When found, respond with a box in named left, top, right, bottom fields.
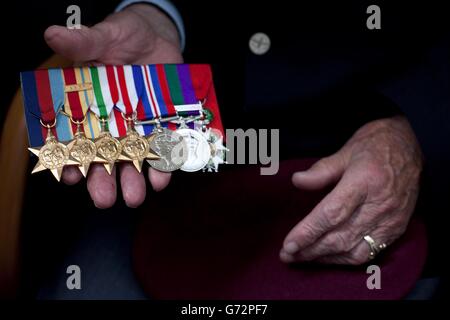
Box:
left=280, top=116, right=423, bottom=265
left=44, top=4, right=183, bottom=208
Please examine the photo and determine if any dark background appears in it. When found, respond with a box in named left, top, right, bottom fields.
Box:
left=1, top=0, right=448, bottom=298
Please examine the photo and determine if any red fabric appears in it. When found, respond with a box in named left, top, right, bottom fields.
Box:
left=113, top=108, right=127, bottom=136
left=34, top=70, right=57, bottom=138
left=106, top=66, right=120, bottom=105
left=62, top=68, right=85, bottom=134
left=116, top=66, right=134, bottom=116
left=132, top=159, right=428, bottom=300
left=136, top=99, right=146, bottom=121
left=106, top=66, right=127, bottom=136
left=189, top=64, right=224, bottom=137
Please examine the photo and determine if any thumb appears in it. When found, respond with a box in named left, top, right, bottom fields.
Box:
left=292, top=153, right=347, bottom=190
left=44, top=24, right=111, bottom=62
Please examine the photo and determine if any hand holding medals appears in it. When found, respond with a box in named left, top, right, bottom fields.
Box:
left=38, top=7, right=199, bottom=207
left=21, top=65, right=226, bottom=184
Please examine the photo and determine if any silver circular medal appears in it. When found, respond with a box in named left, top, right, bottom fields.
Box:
left=176, top=128, right=211, bottom=172
left=147, top=128, right=188, bottom=172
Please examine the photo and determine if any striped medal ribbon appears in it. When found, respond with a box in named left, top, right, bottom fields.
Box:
left=166, top=64, right=212, bottom=173
left=20, top=64, right=225, bottom=178
left=110, top=65, right=159, bottom=172
left=21, top=69, right=77, bottom=181
left=139, top=64, right=192, bottom=172
left=89, top=66, right=122, bottom=174
left=61, top=67, right=100, bottom=177
left=165, top=64, right=202, bottom=130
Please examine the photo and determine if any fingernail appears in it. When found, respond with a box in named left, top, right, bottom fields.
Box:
left=284, top=241, right=299, bottom=254
left=152, top=184, right=163, bottom=192
left=280, top=251, right=295, bottom=263
left=93, top=200, right=107, bottom=210
left=292, top=172, right=303, bottom=180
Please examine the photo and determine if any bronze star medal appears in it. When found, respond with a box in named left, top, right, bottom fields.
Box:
left=28, top=121, right=78, bottom=181
left=66, top=116, right=98, bottom=177
left=93, top=117, right=121, bottom=175
left=118, top=113, right=159, bottom=173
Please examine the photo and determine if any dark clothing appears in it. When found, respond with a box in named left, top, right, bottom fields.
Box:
left=176, top=1, right=449, bottom=155
left=173, top=2, right=450, bottom=280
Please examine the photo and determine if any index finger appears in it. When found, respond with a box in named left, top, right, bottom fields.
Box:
left=282, top=170, right=367, bottom=255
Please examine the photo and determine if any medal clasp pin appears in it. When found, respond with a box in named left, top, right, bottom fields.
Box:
left=39, top=118, right=57, bottom=141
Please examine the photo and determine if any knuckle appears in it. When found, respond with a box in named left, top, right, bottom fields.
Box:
left=389, top=218, right=409, bottom=236
left=322, top=202, right=346, bottom=227
left=299, top=222, right=319, bottom=242
left=345, top=227, right=361, bottom=244
left=97, top=21, right=117, bottom=38
left=348, top=251, right=367, bottom=266
left=313, top=158, right=331, bottom=170
left=367, top=163, right=391, bottom=188
left=381, top=197, right=402, bottom=213
left=313, top=157, right=336, bottom=175
left=325, top=233, right=350, bottom=253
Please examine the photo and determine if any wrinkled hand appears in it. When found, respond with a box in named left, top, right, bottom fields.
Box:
left=44, top=4, right=183, bottom=208
left=280, top=116, right=423, bottom=265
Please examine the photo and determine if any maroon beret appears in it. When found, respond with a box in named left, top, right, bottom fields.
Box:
left=132, top=159, right=427, bottom=299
